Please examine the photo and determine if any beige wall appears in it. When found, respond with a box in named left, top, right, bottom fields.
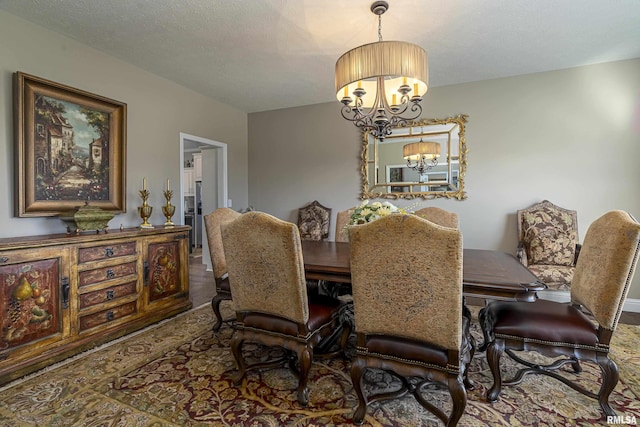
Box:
left=249, top=58, right=640, bottom=299
left=2, top=9, right=639, bottom=300
left=0, top=11, right=249, bottom=237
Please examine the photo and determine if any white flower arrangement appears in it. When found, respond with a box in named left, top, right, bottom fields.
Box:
left=348, top=200, right=415, bottom=225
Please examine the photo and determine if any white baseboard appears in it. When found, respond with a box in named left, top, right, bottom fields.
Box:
left=538, top=291, right=640, bottom=313
left=623, top=298, right=640, bottom=313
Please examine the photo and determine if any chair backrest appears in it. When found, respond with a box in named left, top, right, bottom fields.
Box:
left=414, top=207, right=459, bottom=228
left=334, top=208, right=354, bottom=242
left=571, top=210, right=640, bottom=330
left=204, top=207, right=241, bottom=279
left=349, top=214, right=463, bottom=350
left=221, top=211, right=309, bottom=324
left=297, top=200, right=331, bottom=241
left=517, top=200, right=579, bottom=266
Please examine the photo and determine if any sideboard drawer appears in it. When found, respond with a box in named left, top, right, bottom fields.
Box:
left=79, top=281, right=137, bottom=309
left=79, top=301, right=137, bottom=331
left=78, top=242, right=137, bottom=264
left=78, top=262, right=137, bottom=288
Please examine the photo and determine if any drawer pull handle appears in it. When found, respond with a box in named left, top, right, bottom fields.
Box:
left=106, top=269, right=115, bottom=279
left=61, top=277, right=70, bottom=309
left=106, top=311, right=115, bottom=321
left=105, top=247, right=114, bottom=257
left=0, top=256, right=8, bottom=264
left=143, top=261, right=149, bottom=287
left=106, top=290, right=115, bottom=300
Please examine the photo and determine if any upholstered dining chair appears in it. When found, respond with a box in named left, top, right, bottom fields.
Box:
left=480, top=210, right=640, bottom=418
left=349, top=214, right=474, bottom=426
left=334, top=208, right=354, bottom=242
left=221, top=211, right=351, bottom=406
left=297, top=200, right=331, bottom=241
left=414, top=206, right=459, bottom=228
left=516, top=200, right=580, bottom=291
left=204, top=207, right=241, bottom=331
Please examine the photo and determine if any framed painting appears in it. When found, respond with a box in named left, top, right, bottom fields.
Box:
left=14, top=72, right=127, bottom=217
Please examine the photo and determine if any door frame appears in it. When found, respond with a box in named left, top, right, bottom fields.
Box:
left=179, top=132, right=228, bottom=227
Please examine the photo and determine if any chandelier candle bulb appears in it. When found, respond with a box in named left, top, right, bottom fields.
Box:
left=143, top=177, right=146, bottom=191
left=167, top=179, right=170, bottom=191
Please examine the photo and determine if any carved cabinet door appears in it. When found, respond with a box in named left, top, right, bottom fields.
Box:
left=0, top=247, right=70, bottom=359
left=144, top=233, right=189, bottom=307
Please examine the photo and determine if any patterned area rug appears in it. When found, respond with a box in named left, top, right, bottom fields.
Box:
left=0, top=304, right=638, bottom=426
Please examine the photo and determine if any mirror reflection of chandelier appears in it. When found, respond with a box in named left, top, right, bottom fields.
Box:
left=335, top=1, right=428, bottom=141
left=403, top=135, right=441, bottom=174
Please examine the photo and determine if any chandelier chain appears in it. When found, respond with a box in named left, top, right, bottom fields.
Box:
left=378, top=14, right=383, bottom=42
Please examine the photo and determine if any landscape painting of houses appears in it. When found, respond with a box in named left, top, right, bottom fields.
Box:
left=14, top=72, right=126, bottom=217
left=34, top=95, right=110, bottom=202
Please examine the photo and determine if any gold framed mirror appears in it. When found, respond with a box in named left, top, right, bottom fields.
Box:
left=360, top=114, right=468, bottom=200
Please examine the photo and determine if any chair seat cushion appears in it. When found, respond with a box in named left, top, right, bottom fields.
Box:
left=527, top=264, right=574, bottom=291
left=486, top=299, right=599, bottom=346
left=363, top=315, right=471, bottom=368
left=365, top=335, right=449, bottom=368
left=242, top=294, right=344, bottom=336
left=307, top=294, right=345, bottom=330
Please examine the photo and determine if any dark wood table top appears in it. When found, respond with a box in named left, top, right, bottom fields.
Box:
left=301, top=241, right=546, bottom=302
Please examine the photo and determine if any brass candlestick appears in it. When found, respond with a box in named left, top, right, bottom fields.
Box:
left=162, top=189, right=176, bottom=227
left=138, top=180, right=153, bottom=228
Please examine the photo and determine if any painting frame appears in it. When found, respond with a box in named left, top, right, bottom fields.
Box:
left=14, top=72, right=127, bottom=217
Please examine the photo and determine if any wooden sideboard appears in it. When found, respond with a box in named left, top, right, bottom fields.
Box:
left=0, top=226, right=191, bottom=385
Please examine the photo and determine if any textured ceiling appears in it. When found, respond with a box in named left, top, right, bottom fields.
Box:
left=1, top=0, right=639, bottom=113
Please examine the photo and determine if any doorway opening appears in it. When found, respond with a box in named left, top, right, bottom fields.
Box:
left=179, top=133, right=228, bottom=271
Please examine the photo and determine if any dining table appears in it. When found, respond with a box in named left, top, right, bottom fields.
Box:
left=301, top=240, right=546, bottom=302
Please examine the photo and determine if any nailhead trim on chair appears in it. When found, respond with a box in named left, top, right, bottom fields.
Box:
left=356, top=347, right=461, bottom=373
left=241, top=325, right=314, bottom=342
left=494, top=333, right=610, bottom=351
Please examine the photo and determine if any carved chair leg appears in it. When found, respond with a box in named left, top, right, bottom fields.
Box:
left=597, top=355, right=620, bottom=417
left=230, top=330, right=246, bottom=386
left=486, top=339, right=505, bottom=402
left=464, top=334, right=476, bottom=391
left=477, top=307, right=492, bottom=351
left=211, top=294, right=226, bottom=332
left=447, top=376, right=467, bottom=427
left=339, top=314, right=353, bottom=359
left=296, top=347, right=312, bottom=406
left=571, top=357, right=582, bottom=374
left=350, top=358, right=368, bottom=425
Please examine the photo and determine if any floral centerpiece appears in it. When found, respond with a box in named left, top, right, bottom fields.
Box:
left=348, top=200, right=415, bottom=225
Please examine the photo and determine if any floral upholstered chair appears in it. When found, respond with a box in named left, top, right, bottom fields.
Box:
left=516, top=200, right=580, bottom=291
left=297, top=200, right=331, bottom=241
left=414, top=207, right=459, bottom=228
left=204, top=207, right=241, bottom=331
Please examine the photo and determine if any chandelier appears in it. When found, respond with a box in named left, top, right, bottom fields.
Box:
left=335, top=1, right=428, bottom=141
left=403, top=132, right=441, bottom=174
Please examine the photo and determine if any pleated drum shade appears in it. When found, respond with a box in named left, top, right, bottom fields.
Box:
left=335, top=40, right=428, bottom=108
left=403, top=141, right=441, bottom=161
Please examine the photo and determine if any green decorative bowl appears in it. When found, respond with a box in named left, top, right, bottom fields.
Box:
left=59, top=202, right=115, bottom=234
